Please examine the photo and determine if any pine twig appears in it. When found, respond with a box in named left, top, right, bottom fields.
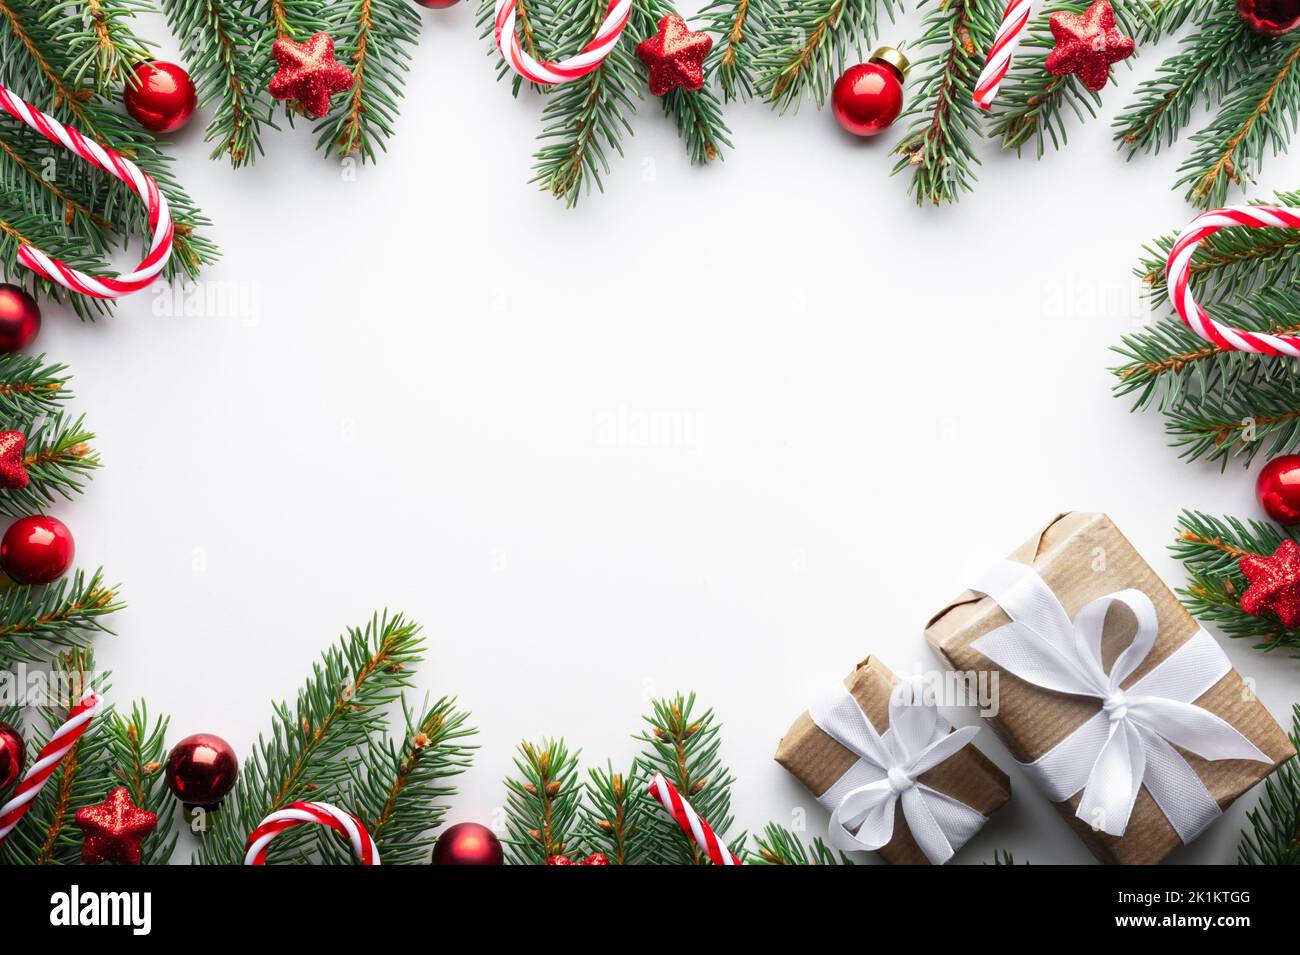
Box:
left=0, top=412, right=99, bottom=517
left=0, top=569, right=120, bottom=669
left=749, top=822, right=854, bottom=864
left=1239, top=704, right=1300, bottom=864
left=503, top=737, right=583, bottom=863
left=758, top=0, right=893, bottom=111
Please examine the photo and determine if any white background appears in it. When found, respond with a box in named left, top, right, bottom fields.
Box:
left=30, top=3, right=1300, bottom=864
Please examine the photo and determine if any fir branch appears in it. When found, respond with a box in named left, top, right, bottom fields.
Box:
left=577, top=762, right=651, bottom=864
left=1135, top=0, right=1219, bottom=40
left=749, top=822, right=853, bottom=864
left=1162, top=364, right=1300, bottom=467
left=0, top=125, right=115, bottom=244
left=0, top=353, right=70, bottom=421
left=988, top=849, right=1023, bottom=863
left=197, top=613, right=422, bottom=865
left=758, top=0, right=893, bottom=111
left=699, top=0, right=772, bottom=101
left=42, top=0, right=155, bottom=90
left=635, top=692, right=741, bottom=865
left=104, top=701, right=178, bottom=865
left=1239, top=704, right=1300, bottom=864
left=892, top=0, right=998, bottom=205
left=316, top=0, right=422, bottom=162
left=1172, top=510, right=1300, bottom=651
left=503, top=737, right=583, bottom=863
left=0, top=569, right=120, bottom=669
left=259, top=0, right=330, bottom=40
left=1179, top=31, right=1300, bottom=208
left=0, top=412, right=98, bottom=517
left=0, top=203, right=115, bottom=321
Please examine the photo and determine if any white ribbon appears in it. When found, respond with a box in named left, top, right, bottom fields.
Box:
left=809, top=678, right=986, bottom=864
left=971, top=560, right=1269, bottom=840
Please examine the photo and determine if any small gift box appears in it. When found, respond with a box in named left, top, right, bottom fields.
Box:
left=775, top=657, right=1011, bottom=865
left=925, top=511, right=1297, bottom=865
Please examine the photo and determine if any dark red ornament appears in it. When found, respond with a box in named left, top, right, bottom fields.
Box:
left=0, top=515, right=74, bottom=584
left=635, top=14, right=713, bottom=96
left=1239, top=538, right=1300, bottom=627
left=831, top=48, right=909, bottom=137
left=431, top=822, right=504, bottom=865
left=1238, top=0, right=1300, bottom=35
left=414, top=0, right=460, bottom=6
left=1257, top=454, right=1300, bottom=524
left=165, top=733, right=239, bottom=807
left=268, top=32, right=355, bottom=118
left=0, top=431, right=29, bottom=491
left=75, top=786, right=157, bottom=864
left=1044, top=0, right=1134, bottom=92
left=0, top=721, right=24, bottom=791
left=124, top=61, right=198, bottom=133
left=0, top=284, right=40, bottom=353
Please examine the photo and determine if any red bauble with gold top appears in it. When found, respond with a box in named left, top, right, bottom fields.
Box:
left=431, top=822, right=504, bottom=865
left=831, top=48, right=909, bottom=137
left=1239, top=0, right=1300, bottom=35
left=165, top=733, right=239, bottom=808
left=124, top=61, right=198, bottom=133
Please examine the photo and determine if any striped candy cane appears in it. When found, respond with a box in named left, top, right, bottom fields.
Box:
left=973, top=0, right=1033, bottom=109
left=0, top=83, right=173, bottom=299
left=244, top=801, right=380, bottom=865
left=647, top=772, right=741, bottom=866
left=494, top=0, right=632, bottom=84
left=0, top=690, right=101, bottom=844
left=1167, top=205, right=1300, bottom=357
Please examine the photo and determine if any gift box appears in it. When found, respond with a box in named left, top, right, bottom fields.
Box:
left=925, top=511, right=1297, bottom=865
left=775, top=656, right=1011, bottom=865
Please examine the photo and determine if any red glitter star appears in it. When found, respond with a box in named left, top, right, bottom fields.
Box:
left=74, top=786, right=157, bottom=865
left=635, top=14, right=713, bottom=97
left=268, top=32, right=355, bottom=118
left=0, top=430, right=28, bottom=490
left=1239, top=538, right=1300, bottom=627
left=1044, top=0, right=1135, bottom=92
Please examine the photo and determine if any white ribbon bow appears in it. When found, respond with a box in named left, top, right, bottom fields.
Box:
left=809, top=678, right=986, bottom=864
left=972, top=560, right=1269, bottom=840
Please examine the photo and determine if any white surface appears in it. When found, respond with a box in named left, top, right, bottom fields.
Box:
left=33, top=5, right=1300, bottom=864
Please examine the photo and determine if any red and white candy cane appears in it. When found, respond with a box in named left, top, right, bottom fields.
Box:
left=0, top=690, right=101, bottom=844
left=973, top=0, right=1034, bottom=109
left=1167, top=205, right=1300, bottom=357
left=647, top=771, right=741, bottom=866
left=0, top=83, right=172, bottom=298
left=494, top=0, right=632, bottom=84
left=244, top=801, right=380, bottom=865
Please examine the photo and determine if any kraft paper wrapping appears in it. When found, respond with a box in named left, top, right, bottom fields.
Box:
left=924, top=511, right=1297, bottom=865
left=774, top=656, right=1011, bottom=865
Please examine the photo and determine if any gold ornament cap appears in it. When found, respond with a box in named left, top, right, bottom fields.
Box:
left=869, top=46, right=909, bottom=80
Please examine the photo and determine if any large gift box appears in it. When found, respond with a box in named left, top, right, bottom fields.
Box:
left=925, top=511, right=1296, bottom=864
left=775, top=656, right=1011, bottom=865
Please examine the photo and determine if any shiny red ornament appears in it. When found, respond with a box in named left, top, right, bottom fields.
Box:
left=123, top=61, right=198, bottom=133
left=0, top=721, right=23, bottom=791
left=635, top=14, right=713, bottom=96
left=831, top=48, right=909, bottom=136
left=1, top=515, right=74, bottom=584
left=1238, top=0, right=1300, bottom=34
left=431, top=822, right=504, bottom=865
left=166, top=733, right=239, bottom=807
left=1256, top=454, right=1300, bottom=524
left=0, top=284, right=40, bottom=352
left=75, top=786, right=157, bottom=864
left=1044, top=0, right=1134, bottom=92
left=268, top=32, right=355, bottom=118
left=0, top=431, right=28, bottom=491
left=1239, top=539, right=1300, bottom=627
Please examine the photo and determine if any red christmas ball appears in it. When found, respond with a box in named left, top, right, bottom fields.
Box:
left=831, top=47, right=909, bottom=137
left=431, top=822, right=503, bottom=865
left=1257, top=454, right=1300, bottom=524
left=0, top=721, right=24, bottom=790
left=0, top=284, right=40, bottom=352
left=414, top=0, right=460, bottom=6
left=165, top=733, right=239, bottom=807
left=1238, top=0, right=1300, bottom=35
left=1, top=516, right=74, bottom=584
left=124, top=61, right=198, bottom=133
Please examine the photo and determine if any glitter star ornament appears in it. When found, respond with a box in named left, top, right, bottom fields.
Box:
left=0, top=430, right=28, bottom=490
left=635, top=14, right=713, bottom=96
left=1239, top=538, right=1300, bottom=627
left=268, top=32, right=355, bottom=118
left=74, top=787, right=158, bottom=865
left=1044, top=0, right=1135, bottom=92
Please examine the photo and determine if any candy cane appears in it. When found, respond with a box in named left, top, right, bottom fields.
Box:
left=244, top=801, right=380, bottom=865
left=0, top=83, right=172, bottom=299
left=646, top=772, right=741, bottom=866
left=973, top=0, right=1034, bottom=109
left=1167, top=205, right=1300, bottom=357
left=0, top=690, right=101, bottom=844
left=494, top=0, right=632, bottom=84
